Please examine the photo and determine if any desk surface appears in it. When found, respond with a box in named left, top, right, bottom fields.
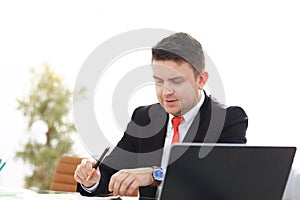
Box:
left=0, top=188, right=140, bottom=200
left=0, top=193, right=139, bottom=200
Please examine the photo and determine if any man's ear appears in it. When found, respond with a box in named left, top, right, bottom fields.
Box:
left=198, top=71, right=209, bottom=90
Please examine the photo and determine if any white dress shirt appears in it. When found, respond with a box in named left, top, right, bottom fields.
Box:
left=160, top=90, right=205, bottom=169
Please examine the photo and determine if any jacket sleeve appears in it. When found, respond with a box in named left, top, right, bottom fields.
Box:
left=77, top=106, right=144, bottom=196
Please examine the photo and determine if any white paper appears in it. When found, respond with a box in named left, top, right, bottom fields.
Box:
left=0, top=188, right=137, bottom=200
left=76, top=194, right=120, bottom=200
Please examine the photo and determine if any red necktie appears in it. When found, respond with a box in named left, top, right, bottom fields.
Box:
left=172, top=117, right=183, bottom=144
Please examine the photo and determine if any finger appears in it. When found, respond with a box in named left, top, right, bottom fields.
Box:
left=109, top=171, right=129, bottom=196
left=78, top=160, right=88, bottom=181
left=84, top=158, right=96, bottom=176
left=74, top=164, right=84, bottom=183
left=74, top=165, right=83, bottom=183
left=126, top=179, right=140, bottom=196
left=108, top=171, right=119, bottom=192
left=85, top=167, right=101, bottom=183
left=75, top=158, right=96, bottom=182
left=80, top=164, right=101, bottom=188
left=118, top=175, right=135, bottom=196
left=74, top=160, right=90, bottom=183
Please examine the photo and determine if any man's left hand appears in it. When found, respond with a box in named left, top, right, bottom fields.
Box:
left=108, top=167, right=154, bottom=196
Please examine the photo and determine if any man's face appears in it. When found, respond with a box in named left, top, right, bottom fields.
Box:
left=152, top=60, right=207, bottom=116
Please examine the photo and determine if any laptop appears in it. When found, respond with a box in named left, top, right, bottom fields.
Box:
left=158, top=143, right=296, bottom=200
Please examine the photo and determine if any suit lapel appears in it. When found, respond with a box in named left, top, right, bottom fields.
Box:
left=183, top=92, right=211, bottom=143
left=183, top=93, right=227, bottom=143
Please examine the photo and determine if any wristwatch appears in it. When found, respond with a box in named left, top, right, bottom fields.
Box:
left=152, top=167, right=165, bottom=186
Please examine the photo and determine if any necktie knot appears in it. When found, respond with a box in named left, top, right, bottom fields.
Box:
left=172, top=117, right=183, bottom=143
left=172, top=117, right=183, bottom=128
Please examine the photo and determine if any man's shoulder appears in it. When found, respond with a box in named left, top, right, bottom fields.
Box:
left=208, top=95, right=247, bottom=117
left=206, top=95, right=248, bottom=143
left=131, top=103, right=166, bottom=125
left=133, top=103, right=163, bottom=114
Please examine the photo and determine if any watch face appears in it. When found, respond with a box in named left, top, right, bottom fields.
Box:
left=153, top=168, right=165, bottom=181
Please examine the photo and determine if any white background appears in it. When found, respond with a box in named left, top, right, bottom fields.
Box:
left=1, top=0, right=300, bottom=188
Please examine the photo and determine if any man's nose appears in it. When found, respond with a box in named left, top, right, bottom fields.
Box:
left=162, top=84, right=174, bottom=95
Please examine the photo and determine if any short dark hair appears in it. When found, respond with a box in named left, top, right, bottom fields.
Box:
left=152, top=32, right=205, bottom=74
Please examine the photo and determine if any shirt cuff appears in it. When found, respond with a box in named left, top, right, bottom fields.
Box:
left=80, top=181, right=99, bottom=193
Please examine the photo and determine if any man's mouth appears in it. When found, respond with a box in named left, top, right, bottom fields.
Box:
left=165, top=99, right=178, bottom=105
left=166, top=99, right=177, bottom=102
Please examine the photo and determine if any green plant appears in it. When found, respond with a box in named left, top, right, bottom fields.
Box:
left=15, top=64, right=76, bottom=190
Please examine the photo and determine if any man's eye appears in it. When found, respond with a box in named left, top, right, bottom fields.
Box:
left=155, top=80, right=164, bottom=85
left=172, top=78, right=184, bottom=84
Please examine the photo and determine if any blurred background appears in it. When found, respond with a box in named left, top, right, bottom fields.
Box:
left=1, top=0, right=299, bottom=190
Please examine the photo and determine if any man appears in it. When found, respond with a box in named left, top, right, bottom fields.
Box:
left=74, top=32, right=248, bottom=198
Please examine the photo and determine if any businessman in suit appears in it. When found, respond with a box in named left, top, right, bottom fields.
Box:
left=74, top=32, right=248, bottom=198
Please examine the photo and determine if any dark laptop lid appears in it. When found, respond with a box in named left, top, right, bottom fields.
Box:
left=159, top=144, right=296, bottom=200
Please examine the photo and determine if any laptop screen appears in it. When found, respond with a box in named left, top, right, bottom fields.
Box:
left=159, top=144, right=296, bottom=200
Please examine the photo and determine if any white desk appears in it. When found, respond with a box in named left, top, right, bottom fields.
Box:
left=0, top=188, right=139, bottom=200
left=1, top=194, right=138, bottom=200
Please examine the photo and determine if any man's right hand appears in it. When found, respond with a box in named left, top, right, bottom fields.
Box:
left=74, top=158, right=101, bottom=188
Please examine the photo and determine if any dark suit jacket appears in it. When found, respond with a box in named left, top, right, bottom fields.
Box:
left=77, top=93, right=248, bottom=198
